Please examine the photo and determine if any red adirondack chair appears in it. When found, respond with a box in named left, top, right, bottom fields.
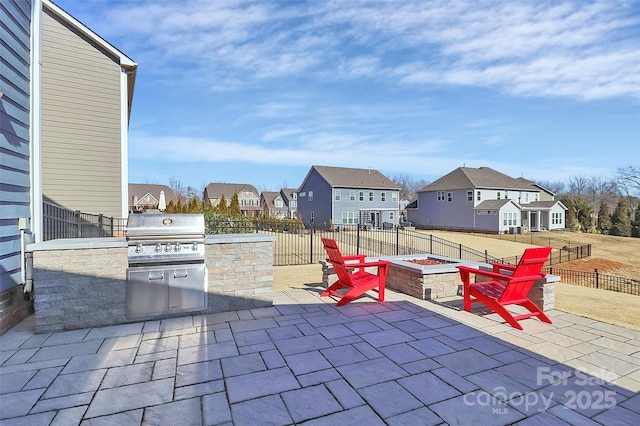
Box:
left=321, top=237, right=390, bottom=306
left=456, top=246, right=552, bottom=330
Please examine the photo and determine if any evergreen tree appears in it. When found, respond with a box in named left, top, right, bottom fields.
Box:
left=610, top=198, right=632, bottom=237
left=561, top=195, right=592, bottom=232
left=229, top=192, right=242, bottom=217
left=216, top=194, right=228, bottom=215
left=596, top=201, right=612, bottom=234
left=631, top=200, right=640, bottom=238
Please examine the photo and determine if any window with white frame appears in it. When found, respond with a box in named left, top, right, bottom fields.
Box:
left=381, top=192, right=386, bottom=202
left=308, top=191, right=313, bottom=201
left=369, top=192, right=374, bottom=202
left=342, top=211, right=357, bottom=224
left=290, top=200, right=296, bottom=208
left=392, top=192, right=398, bottom=202
left=447, top=192, right=453, bottom=202
left=437, top=191, right=445, bottom=201
left=349, top=191, right=356, bottom=201
left=477, top=191, right=481, bottom=201
left=467, top=191, right=473, bottom=202
left=335, top=190, right=341, bottom=201
left=275, top=198, right=283, bottom=208
left=310, top=212, right=314, bottom=223
left=389, top=212, right=394, bottom=220
left=503, top=213, right=508, bottom=226
left=359, top=191, right=364, bottom=201
left=552, top=212, right=562, bottom=225
left=497, top=192, right=501, bottom=199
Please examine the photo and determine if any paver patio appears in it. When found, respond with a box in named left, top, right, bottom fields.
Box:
left=1, top=285, right=639, bottom=425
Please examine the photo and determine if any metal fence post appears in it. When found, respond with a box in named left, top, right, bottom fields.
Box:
left=75, top=210, right=81, bottom=238
left=356, top=224, right=361, bottom=253
left=459, top=243, right=462, bottom=260
left=396, top=227, right=399, bottom=255
left=310, top=224, right=314, bottom=264
left=595, top=269, right=599, bottom=289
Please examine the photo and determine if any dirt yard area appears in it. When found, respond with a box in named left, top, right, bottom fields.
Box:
left=273, top=231, right=640, bottom=331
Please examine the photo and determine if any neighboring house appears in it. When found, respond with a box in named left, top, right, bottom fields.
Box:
left=1, top=0, right=136, bottom=333
left=406, top=167, right=567, bottom=233
left=280, top=188, right=298, bottom=219
left=260, top=191, right=288, bottom=219
left=203, top=183, right=261, bottom=217
left=128, top=184, right=177, bottom=211
left=296, top=165, right=401, bottom=229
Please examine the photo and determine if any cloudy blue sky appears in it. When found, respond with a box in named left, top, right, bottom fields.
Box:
left=54, top=0, right=639, bottom=193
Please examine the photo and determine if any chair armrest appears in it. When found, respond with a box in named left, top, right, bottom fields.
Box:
left=343, top=255, right=366, bottom=262
left=348, top=260, right=390, bottom=268
left=457, top=265, right=545, bottom=284
left=456, top=265, right=515, bottom=282
left=491, top=262, right=517, bottom=273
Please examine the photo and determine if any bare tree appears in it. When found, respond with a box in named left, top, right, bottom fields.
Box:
left=567, top=175, right=590, bottom=197
left=390, top=173, right=429, bottom=199
left=616, top=165, right=640, bottom=196
left=168, top=177, right=187, bottom=202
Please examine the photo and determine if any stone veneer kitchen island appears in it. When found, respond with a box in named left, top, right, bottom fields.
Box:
left=27, top=234, right=275, bottom=333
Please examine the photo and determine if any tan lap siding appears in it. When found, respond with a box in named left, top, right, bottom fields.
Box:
left=41, top=9, right=123, bottom=218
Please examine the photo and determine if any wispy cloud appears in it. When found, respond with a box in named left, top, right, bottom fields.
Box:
left=84, top=0, right=640, bottom=100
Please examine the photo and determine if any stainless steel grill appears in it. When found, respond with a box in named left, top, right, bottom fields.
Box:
left=125, top=213, right=207, bottom=319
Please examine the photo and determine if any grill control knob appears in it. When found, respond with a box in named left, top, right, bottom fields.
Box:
left=155, top=244, right=162, bottom=253
left=135, top=244, right=143, bottom=254
left=165, top=244, right=172, bottom=252
left=191, top=243, right=198, bottom=251
left=174, top=243, right=181, bottom=252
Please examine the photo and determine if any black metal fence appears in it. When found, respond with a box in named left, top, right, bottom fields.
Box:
left=543, top=267, right=640, bottom=296
left=43, top=202, right=127, bottom=241
left=217, top=220, right=591, bottom=268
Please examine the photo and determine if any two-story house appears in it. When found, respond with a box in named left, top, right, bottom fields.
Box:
left=203, top=183, right=261, bottom=217
left=128, top=184, right=178, bottom=211
left=296, top=165, right=401, bottom=229
left=1, top=0, right=136, bottom=333
left=406, top=167, right=567, bottom=233
left=280, top=188, right=298, bottom=219
left=260, top=191, right=288, bottom=219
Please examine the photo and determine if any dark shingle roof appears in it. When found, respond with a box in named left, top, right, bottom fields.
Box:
left=418, top=167, right=534, bottom=192
left=128, top=184, right=177, bottom=205
left=474, top=199, right=518, bottom=210
left=308, top=165, right=400, bottom=190
left=204, top=183, right=259, bottom=199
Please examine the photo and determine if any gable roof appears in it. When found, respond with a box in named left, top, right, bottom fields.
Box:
left=418, top=167, right=533, bottom=192
left=280, top=188, right=297, bottom=202
left=301, top=165, right=400, bottom=190
left=128, top=184, right=177, bottom=205
left=516, top=177, right=556, bottom=196
left=261, top=191, right=285, bottom=209
left=204, top=183, right=259, bottom=200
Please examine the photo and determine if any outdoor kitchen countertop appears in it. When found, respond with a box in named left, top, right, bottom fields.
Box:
left=26, top=237, right=127, bottom=251
left=26, top=234, right=275, bottom=252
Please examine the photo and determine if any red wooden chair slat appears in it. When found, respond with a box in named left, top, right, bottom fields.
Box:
left=456, top=246, right=552, bottom=330
left=321, top=238, right=390, bottom=306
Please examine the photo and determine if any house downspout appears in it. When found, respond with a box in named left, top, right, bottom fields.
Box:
left=30, top=0, right=43, bottom=243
